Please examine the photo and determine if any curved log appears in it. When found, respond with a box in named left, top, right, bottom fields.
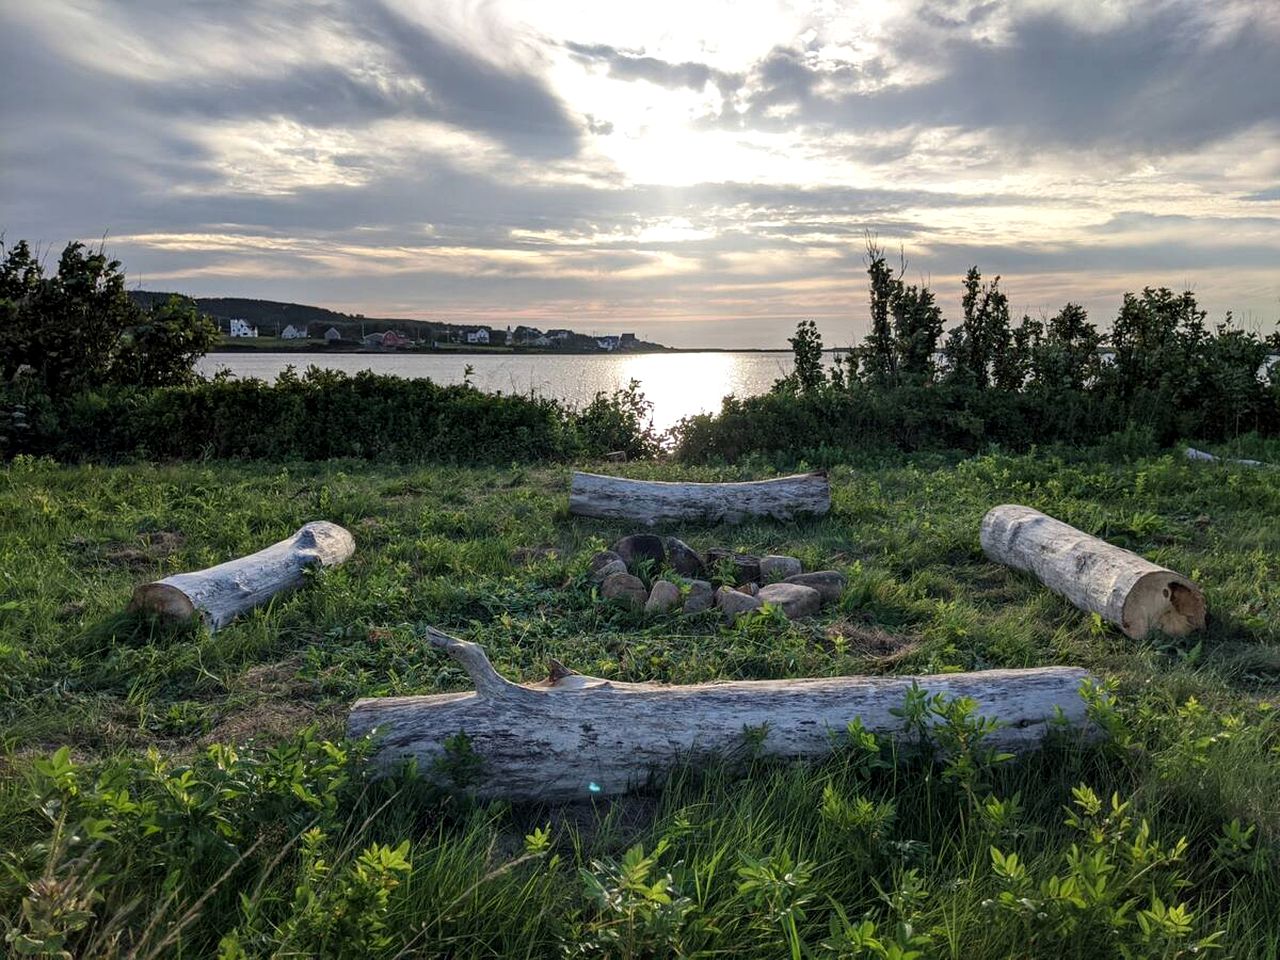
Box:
left=569, top=471, right=830, bottom=525
left=348, top=628, right=1094, bottom=802
left=980, top=505, right=1205, bottom=639
left=129, top=521, right=355, bottom=630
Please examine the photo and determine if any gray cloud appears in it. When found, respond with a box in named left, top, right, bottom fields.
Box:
left=565, top=41, right=741, bottom=97
left=3, top=0, right=581, bottom=159
left=719, top=5, right=1280, bottom=153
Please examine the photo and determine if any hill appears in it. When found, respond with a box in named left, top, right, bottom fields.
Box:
left=126, top=291, right=668, bottom=351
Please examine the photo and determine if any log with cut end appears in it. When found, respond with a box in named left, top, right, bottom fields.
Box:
left=980, top=505, right=1205, bottom=639
left=348, top=628, right=1094, bottom=802
left=128, top=521, right=355, bottom=630
left=569, top=471, right=830, bottom=525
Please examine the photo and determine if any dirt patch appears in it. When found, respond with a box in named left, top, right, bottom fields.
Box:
left=825, top=621, right=919, bottom=663
left=74, top=529, right=186, bottom=570
left=56, top=600, right=88, bottom=621
left=511, top=546, right=560, bottom=566
left=200, top=700, right=337, bottom=747
left=234, top=658, right=313, bottom=698
left=541, top=794, right=662, bottom=851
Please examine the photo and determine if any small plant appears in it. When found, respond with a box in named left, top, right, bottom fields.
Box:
left=569, top=839, right=701, bottom=958
left=736, top=850, right=815, bottom=960
left=434, top=731, right=485, bottom=788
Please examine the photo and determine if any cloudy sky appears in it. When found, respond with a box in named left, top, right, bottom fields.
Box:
left=2, top=0, right=1278, bottom=347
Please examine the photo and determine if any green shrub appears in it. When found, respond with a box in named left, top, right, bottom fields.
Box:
left=1, top=368, right=658, bottom=464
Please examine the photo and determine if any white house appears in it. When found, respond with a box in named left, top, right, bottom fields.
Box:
left=280, top=324, right=309, bottom=339
left=324, top=327, right=342, bottom=342
left=229, top=318, right=258, bottom=338
left=596, top=335, right=620, bottom=351
left=465, top=328, right=490, bottom=344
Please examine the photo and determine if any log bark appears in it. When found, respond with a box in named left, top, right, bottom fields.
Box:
left=569, top=471, right=830, bottom=525
left=980, top=504, right=1205, bottom=640
left=348, top=628, right=1094, bottom=802
left=129, top=521, right=355, bottom=630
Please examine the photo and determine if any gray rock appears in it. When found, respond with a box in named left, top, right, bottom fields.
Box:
left=784, top=570, right=847, bottom=605
left=757, top=582, right=822, bottom=619
left=589, top=550, right=625, bottom=580
left=645, top=580, right=681, bottom=615
left=682, top=580, right=714, bottom=614
left=735, top=582, right=760, bottom=596
left=716, top=585, right=763, bottom=622
left=760, top=555, right=803, bottom=582
left=610, top=534, right=666, bottom=572
left=592, top=559, right=628, bottom=581
left=705, top=548, right=761, bottom=585
left=601, top=572, right=648, bottom=609
left=665, top=537, right=705, bottom=577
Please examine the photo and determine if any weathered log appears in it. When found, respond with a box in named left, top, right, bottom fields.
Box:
left=1186, top=447, right=1267, bottom=468
left=128, top=521, right=355, bottom=630
left=348, top=628, right=1094, bottom=801
left=980, top=505, right=1205, bottom=639
left=569, top=471, right=830, bottom=525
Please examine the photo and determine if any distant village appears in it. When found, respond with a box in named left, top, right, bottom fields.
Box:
left=126, top=291, right=670, bottom=353
left=225, top=318, right=649, bottom=352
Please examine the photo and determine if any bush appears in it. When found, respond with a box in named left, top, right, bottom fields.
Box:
left=0, top=240, right=218, bottom=395
left=1, top=367, right=659, bottom=464
left=672, top=245, right=1279, bottom=463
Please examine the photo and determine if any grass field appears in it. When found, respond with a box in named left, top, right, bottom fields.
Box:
left=2, top=448, right=1278, bottom=957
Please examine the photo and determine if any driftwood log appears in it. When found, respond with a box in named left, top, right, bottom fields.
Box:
left=1186, top=447, right=1267, bottom=468
left=348, top=628, right=1094, bottom=802
left=129, top=521, right=355, bottom=630
left=980, top=505, right=1205, bottom=639
left=569, top=471, right=830, bottom=525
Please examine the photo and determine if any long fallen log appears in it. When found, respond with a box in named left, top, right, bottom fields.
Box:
left=128, top=521, right=355, bottom=630
left=348, top=628, right=1094, bottom=802
left=980, top=504, right=1205, bottom=639
left=569, top=471, right=830, bottom=525
left=1186, top=447, right=1267, bottom=468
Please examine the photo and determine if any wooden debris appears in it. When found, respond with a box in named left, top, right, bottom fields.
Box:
left=348, top=628, right=1095, bottom=801
left=128, top=521, right=355, bottom=631
left=569, top=472, right=830, bottom=525
left=980, top=504, right=1205, bottom=639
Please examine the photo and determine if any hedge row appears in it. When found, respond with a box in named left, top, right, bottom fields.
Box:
left=1, top=367, right=655, bottom=464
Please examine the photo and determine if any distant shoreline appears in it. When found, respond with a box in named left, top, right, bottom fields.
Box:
left=209, top=343, right=805, bottom=356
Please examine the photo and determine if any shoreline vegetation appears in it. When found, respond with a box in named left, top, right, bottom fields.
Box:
left=3, top=238, right=1280, bottom=957
left=209, top=340, right=791, bottom=354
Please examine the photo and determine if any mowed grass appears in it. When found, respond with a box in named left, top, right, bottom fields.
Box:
left=1, top=449, right=1278, bottom=957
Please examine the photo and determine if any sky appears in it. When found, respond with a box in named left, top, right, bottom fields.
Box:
left=2, top=0, right=1278, bottom=348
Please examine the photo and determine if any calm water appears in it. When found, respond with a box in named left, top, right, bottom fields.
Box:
left=196, top=351, right=804, bottom=433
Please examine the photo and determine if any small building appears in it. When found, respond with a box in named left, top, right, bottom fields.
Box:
left=229, top=318, right=258, bottom=338
left=596, top=335, right=620, bottom=351
left=280, top=324, right=309, bottom=339
left=324, top=327, right=342, bottom=343
left=546, top=329, right=572, bottom=341
left=465, top=328, right=490, bottom=345
left=381, top=330, right=412, bottom=349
